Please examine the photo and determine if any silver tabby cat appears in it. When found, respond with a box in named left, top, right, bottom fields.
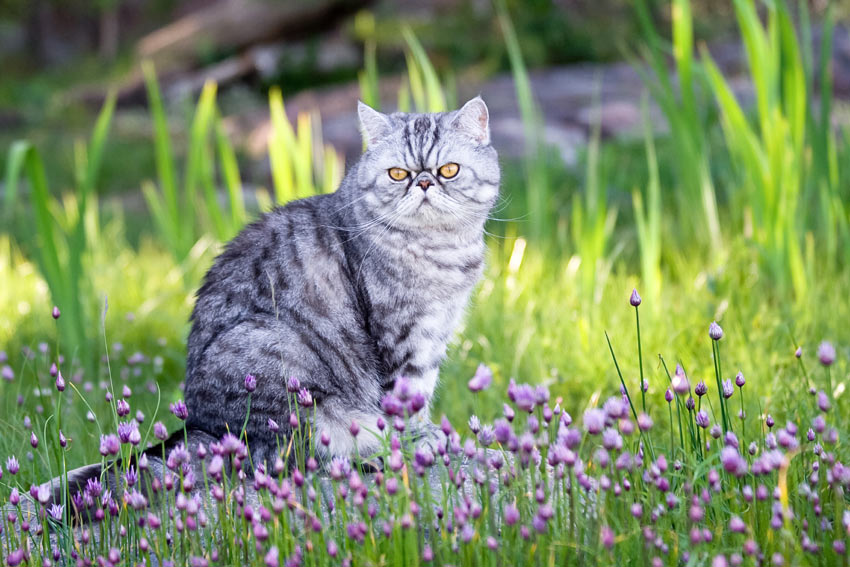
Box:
left=184, top=97, right=499, bottom=465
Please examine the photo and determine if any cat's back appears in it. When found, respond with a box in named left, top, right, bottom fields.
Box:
left=186, top=193, right=356, bottom=370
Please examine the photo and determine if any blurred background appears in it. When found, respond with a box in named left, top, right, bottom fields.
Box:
left=2, top=0, right=850, bottom=456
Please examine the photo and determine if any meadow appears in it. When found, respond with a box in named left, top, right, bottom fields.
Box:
left=1, top=0, right=850, bottom=565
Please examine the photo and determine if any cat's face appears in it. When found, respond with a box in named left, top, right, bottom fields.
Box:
left=353, top=97, right=499, bottom=231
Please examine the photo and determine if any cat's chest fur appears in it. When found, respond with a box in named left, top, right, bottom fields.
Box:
left=361, top=227, right=484, bottom=391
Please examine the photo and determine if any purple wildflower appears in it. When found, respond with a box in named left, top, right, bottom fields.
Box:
left=99, top=434, right=120, bottom=456
left=55, top=372, right=65, bottom=392
left=818, top=391, right=831, bottom=413
left=1, top=365, right=13, bottom=381
left=722, top=379, right=734, bottom=398
left=244, top=374, right=257, bottom=392
left=286, top=376, right=300, bottom=393
left=672, top=365, right=689, bottom=395
left=665, top=388, right=673, bottom=403
left=735, top=372, right=745, bottom=388
left=296, top=388, right=313, bottom=408
left=630, top=288, right=641, bottom=307
left=30, top=432, right=38, bottom=448
left=513, top=384, right=536, bottom=413
left=47, top=503, right=63, bottom=521
left=694, top=381, right=707, bottom=397
left=584, top=408, right=606, bottom=435
left=6, top=456, right=19, bottom=475
left=818, top=341, right=836, bottom=366
left=695, top=410, right=709, bottom=429
left=154, top=421, right=169, bottom=441
left=268, top=418, right=280, bottom=433
left=52, top=306, right=61, bottom=319
left=169, top=400, right=188, bottom=421
left=116, top=399, right=130, bottom=417
left=468, top=364, right=493, bottom=392
left=709, top=321, right=723, bottom=341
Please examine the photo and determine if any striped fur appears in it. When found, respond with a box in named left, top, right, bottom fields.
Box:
left=184, top=97, right=499, bottom=464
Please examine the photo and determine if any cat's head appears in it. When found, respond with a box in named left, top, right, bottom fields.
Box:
left=352, top=97, right=499, bottom=231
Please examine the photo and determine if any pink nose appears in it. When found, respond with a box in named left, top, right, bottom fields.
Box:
left=418, top=179, right=432, bottom=191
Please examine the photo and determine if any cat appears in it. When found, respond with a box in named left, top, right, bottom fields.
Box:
left=183, top=96, right=499, bottom=467
left=40, top=97, right=499, bottom=515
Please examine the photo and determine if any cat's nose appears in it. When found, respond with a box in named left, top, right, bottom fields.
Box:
left=417, top=179, right=432, bottom=191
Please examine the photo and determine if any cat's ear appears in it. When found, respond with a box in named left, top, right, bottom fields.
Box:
left=358, top=101, right=392, bottom=148
left=452, top=96, right=490, bottom=145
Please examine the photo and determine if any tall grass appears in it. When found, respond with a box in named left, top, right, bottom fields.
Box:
left=142, top=64, right=249, bottom=262
left=633, top=97, right=662, bottom=303
left=2, top=93, right=116, bottom=371
left=633, top=0, right=722, bottom=263
left=700, top=0, right=808, bottom=296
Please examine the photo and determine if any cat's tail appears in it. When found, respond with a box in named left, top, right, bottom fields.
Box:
left=36, top=429, right=212, bottom=524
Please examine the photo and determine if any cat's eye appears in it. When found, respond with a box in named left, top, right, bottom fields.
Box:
left=388, top=168, right=409, bottom=181
left=438, top=163, right=460, bottom=178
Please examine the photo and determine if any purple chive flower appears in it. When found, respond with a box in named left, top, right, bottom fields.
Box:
left=672, top=365, right=689, bottom=395
left=601, top=525, right=615, bottom=549
left=735, top=372, right=745, bottom=388
left=468, top=415, right=481, bottom=434
left=268, top=418, right=280, bottom=433
left=117, top=421, right=137, bottom=444
left=513, top=384, right=536, bottom=413
left=504, top=503, right=520, bottom=526
left=52, top=306, right=61, bottom=319
left=709, top=321, right=723, bottom=341
left=244, top=374, right=257, bottom=392
left=818, top=391, right=831, bottom=413
left=1, top=365, right=13, bottom=381
left=584, top=408, right=606, bottom=435
left=685, top=396, right=695, bottom=411
left=503, top=403, right=515, bottom=422
left=721, top=447, right=746, bottom=476
left=722, top=379, right=734, bottom=399
left=47, top=503, right=63, bottom=521
left=695, top=410, right=710, bottom=429
left=637, top=413, right=653, bottom=431
left=169, top=400, right=188, bottom=421
left=818, top=341, right=836, bottom=366
left=116, top=399, right=130, bottom=417
left=766, top=414, right=775, bottom=428
left=349, top=421, right=360, bottom=437
left=6, top=549, right=24, bottom=567
left=286, top=376, right=301, bottom=393
left=297, top=388, right=313, bottom=408
left=99, top=434, right=120, bottom=456
left=468, top=364, right=493, bottom=392
left=6, top=456, right=19, bottom=475
left=30, top=432, right=38, bottom=448
left=478, top=425, right=495, bottom=447
left=153, top=421, right=169, bottom=441
left=630, top=288, right=641, bottom=307
left=694, top=381, right=707, bottom=397
left=55, top=371, right=65, bottom=392
left=729, top=516, right=746, bottom=534
left=665, top=388, right=673, bottom=403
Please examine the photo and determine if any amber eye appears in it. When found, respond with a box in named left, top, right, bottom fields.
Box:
left=388, top=168, right=409, bottom=181
left=438, top=163, right=459, bottom=178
